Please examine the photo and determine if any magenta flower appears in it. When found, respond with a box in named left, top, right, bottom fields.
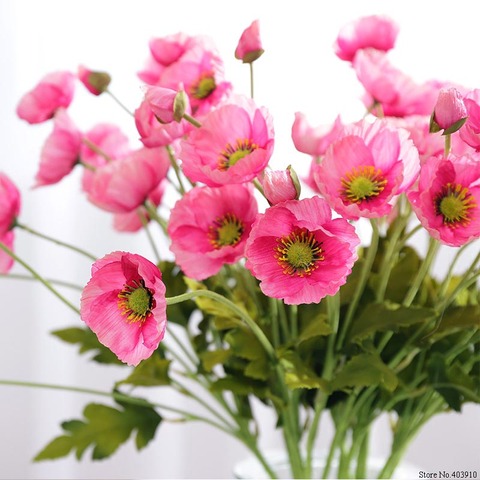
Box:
left=334, top=15, right=399, bottom=62
left=235, top=20, right=264, bottom=63
left=460, top=89, right=480, bottom=151
left=0, top=232, right=15, bottom=273
left=168, top=184, right=258, bottom=280
left=77, top=65, right=111, bottom=96
left=245, top=196, right=359, bottom=305
left=180, top=97, right=274, bottom=186
left=87, top=147, right=170, bottom=213
left=80, top=251, right=167, bottom=366
left=16, top=71, right=75, bottom=124
left=262, top=168, right=300, bottom=205
left=0, top=173, right=21, bottom=236
left=313, top=119, right=420, bottom=219
left=407, top=154, right=480, bottom=246
left=34, top=109, right=82, bottom=187
left=143, top=85, right=190, bottom=124
left=431, top=87, right=467, bottom=134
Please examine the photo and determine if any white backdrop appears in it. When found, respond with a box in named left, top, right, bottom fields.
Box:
left=0, top=0, right=479, bottom=478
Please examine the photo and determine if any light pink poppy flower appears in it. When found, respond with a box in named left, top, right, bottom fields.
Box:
left=432, top=87, right=467, bottom=133
left=34, top=109, right=82, bottom=187
left=353, top=49, right=440, bottom=117
left=113, top=180, right=166, bottom=232
left=0, top=173, right=21, bottom=236
left=407, top=154, right=480, bottom=247
left=262, top=168, right=300, bottom=205
left=168, top=184, right=258, bottom=280
left=334, top=15, right=399, bottom=62
left=143, top=85, right=190, bottom=124
left=460, top=89, right=480, bottom=151
left=0, top=231, right=15, bottom=274
left=87, top=147, right=170, bottom=213
left=80, top=251, right=167, bottom=366
left=235, top=20, right=264, bottom=63
left=313, top=119, right=420, bottom=220
left=245, top=196, right=360, bottom=305
left=16, top=71, right=75, bottom=124
left=77, top=65, right=111, bottom=96
left=180, top=96, right=274, bottom=186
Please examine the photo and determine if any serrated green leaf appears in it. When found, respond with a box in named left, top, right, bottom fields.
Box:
left=297, top=314, right=332, bottom=344
left=200, top=349, right=231, bottom=372
left=211, top=376, right=268, bottom=397
left=244, top=357, right=270, bottom=380
left=33, top=435, right=73, bottom=461
left=225, top=328, right=266, bottom=361
left=116, top=354, right=171, bottom=387
left=280, top=351, right=328, bottom=390
left=331, top=353, right=398, bottom=392
left=428, top=353, right=462, bottom=411
left=430, top=305, right=480, bottom=340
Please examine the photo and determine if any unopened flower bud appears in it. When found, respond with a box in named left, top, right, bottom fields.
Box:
left=262, top=166, right=301, bottom=205
left=235, top=20, right=264, bottom=64
left=78, top=65, right=111, bottom=96
left=430, top=87, right=467, bottom=135
left=144, top=86, right=190, bottom=124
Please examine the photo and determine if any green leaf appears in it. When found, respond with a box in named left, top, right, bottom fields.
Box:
left=280, top=351, right=328, bottom=390
left=349, top=302, right=436, bottom=342
left=34, top=400, right=161, bottom=461
left=210, top=376, right=268, bottom=397
left=427, top=353, right=462, bottom=411
left=51, top=327, right=123, bottom=365
left=430, top=305, right=480, bottom=340
left=331, top=353, right=398, bottom=392
left=225, top=328, right=266, bottom=361
left=116, top=353, right=171, bottom=387
left=296, top=313, right=332, bottom=345
left=244, top=357, right=270, bottom=380
left=200, top=349, right=231, bottom=372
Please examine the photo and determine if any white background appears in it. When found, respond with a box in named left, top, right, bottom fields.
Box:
left=0, top=0, right=479, bottom=478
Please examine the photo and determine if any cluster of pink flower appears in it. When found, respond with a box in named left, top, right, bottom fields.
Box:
left=2, top=17, right=479, bottom=366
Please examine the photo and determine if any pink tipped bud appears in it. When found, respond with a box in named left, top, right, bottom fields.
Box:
left=235, top=20, right=264, bottom=64
left=144, top=85, right=190, bottom=124
left=262, top=166, right=301, bottom=205
left=78, top=65, right=111, bottom=96
left=430, top=87, right=468, bottom=135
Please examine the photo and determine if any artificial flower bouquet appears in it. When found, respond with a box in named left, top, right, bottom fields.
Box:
left=1, top=15, right=479, bottom=480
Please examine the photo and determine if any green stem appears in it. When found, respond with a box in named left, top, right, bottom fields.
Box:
left=138, top=211, right=161, bottom=264
left=0, top=272, right=83, bottom=290
left=81, top=137, right=112, bottom=163
left=166, top=144, right=187, bottom=194
left=249, top=62, right=255, bottom=99
left=15, top=222, right=97, bottom=261
left=106, top=89, right=134, bottom=116
left=356, top=428, right=370, bottom=479
left=444, top=133, right=451, bottom=157
left=143, top=201, right=168, bottom=235
left=0, top=241, right=80, bottom=314
left=438, top=242, right=475, bottom=299
left=182, top=113, right=202, bottom=128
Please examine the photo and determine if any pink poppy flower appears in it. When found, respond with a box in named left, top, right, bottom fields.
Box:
left=87, top=146, right=170, bottom=213
left=334, top=15, right=399, bottom=62
left=245, top=196, right=360, bottom=305
left=16, top=71, right=75, bottom=124
left=0, top=231, right=15, bottom=274
left=235, top=20, right=264, bottom=63
left=143, top=85, right=190, bottom=124
left=180, top=96, right=274, bottom=186
left=262, top=168, right=300, bottom=205
left=407, top=154, right=480, bottom=247
left=135, top=99, right=192, bottom=148
left=113, top=180, right=166, bottom=232
left=460, top=89, right=480, bottom=151
left=313, top=119, right=420, bottom=219
left=77, top=65, right=111, bottom=95
left=353, top=49, right=440, bottom=117
left=34, top=109, right=82, bottom=187
left=0, top=173, right=21, bottom=236
left=80, top=251, right=167, bottom=366
left=431, top=87, right=467, bottom=134
left=168, top=184, right=258, bottom=280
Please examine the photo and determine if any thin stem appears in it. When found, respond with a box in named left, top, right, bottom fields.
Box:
left=166, top=325, right=198, bottom=370
left=138, top=211, right=161, bottom=264
left=166, top=145, right=187, bottom=194
left=106, top=89, right=134, bottom=116
left=15, top=222, right=97, bottom=261
left=182, top=113, right=202, bottom=128
left=444, top=133, right=452, bottom=157
left=438, top=242, right=475, bottom=299
left=249, top=63, right=255, bottom=99
left=0, top=272, right=83, bottom=291
left=143, top=201, right=168, bottom=235
left=81, top=137, right=112, bottom=162
left=0, top=241, right=80, bottom=314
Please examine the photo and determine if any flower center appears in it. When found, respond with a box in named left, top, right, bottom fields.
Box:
left=435, top=183, right=476, bottom=227
left=341, top=166, right=387, bottom=204
left=218, top=139, right=258, bottom=171
left=191, top=73, right=216, bottom=100
left=118, top=279, right=154, bottom=323
left=208, top=213, right=244, bottom=249
left=275, top=228, right=324, bottom=276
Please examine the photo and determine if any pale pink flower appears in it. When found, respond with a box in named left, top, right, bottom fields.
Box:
left=334, top=15, right=399, bottom=62
left=460, top=89, right=480, bottom=151
left=87, top=147, right=170, bottom=213
left=80, top=251, right=167, bottom=366
left=245, top=196, right=360, bottom=305
left=135, top=99, right=192, bottom=148
left=0, top=232, right=15, bottom=274
left=143, top=85, right=190, bottom=124
left=77, top=65, right=111, bottom=95
left=313, top=119, right=420, bottom=219
left=262, top=168, right=300, bottom=205
left=407, top=154, right=480, bottom=247
left=113, top=180, right=166, bottom=232
left=180, top=96, right=274, bottom=186
left=16, top=71, right=75, bottom=124
left=168, top=184, right=258, bottom=280
left=0, top=173, right=21, bottom=235
left=432, top=87, right=467, bottom=133
left=34, top=109, right=82, bottom=187
left=235, top=20, right=264, bottom=63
